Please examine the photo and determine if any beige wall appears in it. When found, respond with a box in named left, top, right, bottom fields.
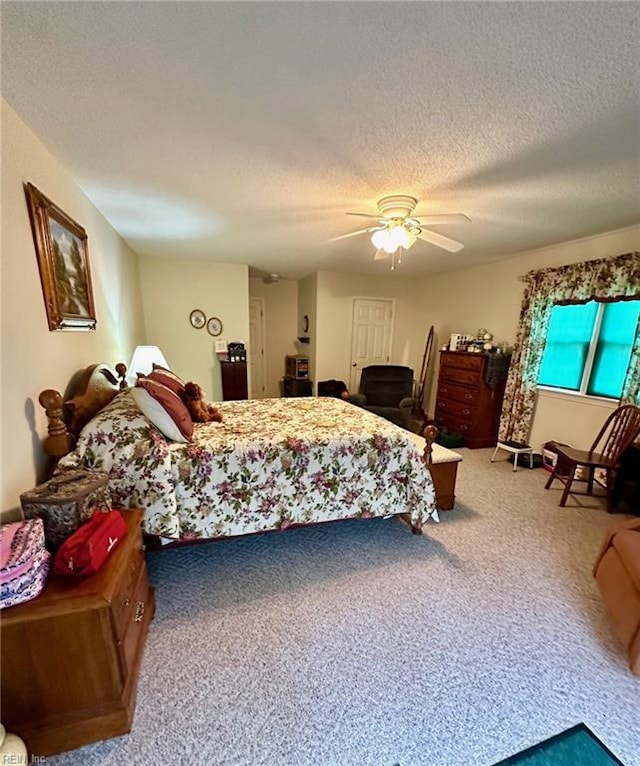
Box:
left=138, top=257, right=249, bottom=402
left=314, top=271, right=426, bottom=392
left=249, top=277, right=298, bottom=398
left=418, top=225, right=640, bottom=450
left=528, top=390, right=617, bottom=454
left=297, top=273, right=318, bottom=387
left=1, top=100, right=145, bottom=518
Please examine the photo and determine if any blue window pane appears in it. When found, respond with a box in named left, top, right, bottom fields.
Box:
left=538, top=343, right=589, bottom=389
left=588, top=301, right=640, bottom=398
left=538, top=302, right=598, bottom=390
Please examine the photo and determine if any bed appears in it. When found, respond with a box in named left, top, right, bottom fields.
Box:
left=39, top=363, right=441, bottom=544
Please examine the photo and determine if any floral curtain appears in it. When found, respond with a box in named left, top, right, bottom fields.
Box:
left=499, top=251, right=640, bottom=443
left=621, top=313, right=640, bottom=406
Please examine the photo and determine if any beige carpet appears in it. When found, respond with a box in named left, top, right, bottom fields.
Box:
left=48, top=448, right=639, bottom=766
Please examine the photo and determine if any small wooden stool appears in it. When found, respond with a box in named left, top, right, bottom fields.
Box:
left=491, top=440, right=533, bottom=472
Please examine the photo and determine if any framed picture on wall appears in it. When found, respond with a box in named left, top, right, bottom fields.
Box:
left=24, top=182, right=97, bottom=331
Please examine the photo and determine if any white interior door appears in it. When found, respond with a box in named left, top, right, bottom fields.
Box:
left=249, top=298, right=266, bottom=398
left=349, top=298, right=394, bottom=391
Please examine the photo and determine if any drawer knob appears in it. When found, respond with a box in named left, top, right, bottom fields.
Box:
left=462, top=408, right=470, bottom=416
left=124, top=598, right=131, bottom=607
left=134, top=601, right=145, bottom=623
left=465, top=393, right=472, bottom=399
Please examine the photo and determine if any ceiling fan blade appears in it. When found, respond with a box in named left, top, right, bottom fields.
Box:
left=325, top=227, right=374, bottom=243
left=417, top=228, right=465, bottom=253
left=346, top=212, right=383, bottom=219
left=413, top=213, right=471, bottom=225
left=373, top=248, right=389, bottom=261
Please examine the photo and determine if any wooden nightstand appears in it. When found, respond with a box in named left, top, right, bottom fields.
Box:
left=220, top=360, right=248, bottom=400
left=0, top=509, right=154, bottom=757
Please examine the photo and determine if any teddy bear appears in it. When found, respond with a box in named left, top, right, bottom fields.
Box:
left=181, top=382, right=223, bottom=423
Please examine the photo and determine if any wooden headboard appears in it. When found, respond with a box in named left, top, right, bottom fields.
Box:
left=39, top=363, right=127, bottom=459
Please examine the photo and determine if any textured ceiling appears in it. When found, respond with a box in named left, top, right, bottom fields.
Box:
left=2, top=2, right=639, bottom=278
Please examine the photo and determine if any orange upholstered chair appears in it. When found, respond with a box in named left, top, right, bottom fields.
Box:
left=593, top=517, right=640, bottom=676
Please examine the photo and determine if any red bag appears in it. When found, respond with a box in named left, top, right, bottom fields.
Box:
left=53, top=510, right=127, bottom=578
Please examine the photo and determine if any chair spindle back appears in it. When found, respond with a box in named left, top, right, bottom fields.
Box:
left=591, top=405, right=640, bottom=465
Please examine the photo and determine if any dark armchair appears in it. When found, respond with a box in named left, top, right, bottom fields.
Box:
left=349, top=365, right=416, bottom=429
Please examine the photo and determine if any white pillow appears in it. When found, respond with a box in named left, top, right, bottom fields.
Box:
left=131, top=387, right=189, bottom=443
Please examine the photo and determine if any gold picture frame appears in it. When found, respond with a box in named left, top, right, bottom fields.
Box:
left=24, top=182, right=97, bottom=331
left=206, top=316, right=223, bottom=337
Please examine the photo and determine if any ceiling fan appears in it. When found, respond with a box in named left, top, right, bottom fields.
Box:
left=327, top=195, right=471, bottom=269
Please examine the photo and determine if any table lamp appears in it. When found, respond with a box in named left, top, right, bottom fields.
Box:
left=128, top=345, right=170, bottom=384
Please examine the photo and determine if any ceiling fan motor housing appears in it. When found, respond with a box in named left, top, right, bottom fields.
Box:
left=377, top=195, right=418, bottom=219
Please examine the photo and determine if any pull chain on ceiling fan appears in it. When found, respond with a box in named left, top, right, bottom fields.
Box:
left=327, top=195, right=471, bottom=269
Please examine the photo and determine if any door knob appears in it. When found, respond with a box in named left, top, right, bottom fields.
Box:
left=352, top=363, right=357, bottom=367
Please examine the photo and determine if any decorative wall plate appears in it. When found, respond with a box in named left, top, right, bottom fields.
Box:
left=207, top=316, right=223, bottom=337
left=190, top=309, right=206, bottom=329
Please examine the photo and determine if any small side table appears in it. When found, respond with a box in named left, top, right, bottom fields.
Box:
left=282, top=377, right=313, bottom=397
left=491, top=440, right=533, bottom=472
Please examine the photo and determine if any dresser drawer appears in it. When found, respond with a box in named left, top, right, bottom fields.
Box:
left=437, top=382, right=478, bottom=406
left=440, top=366, right=481, bottom=387
left=436, top=413, right=473, bottom=435
left=435, top=397, right=475, bottom=421
left=118, top=562, right=152, bottom=677
left=441, top=353, right=483, bottom=372
left=112, top=550, right=145, bottom=640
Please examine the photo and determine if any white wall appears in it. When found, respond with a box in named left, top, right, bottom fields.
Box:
left=1, top=100, right=145, bottom=518
left=314, top=270, right=426, bottom=392
left=138, top=257, right=249, bottom=402
left=417, top=226, right=640, bottom=450
left=249, top=277, right=298, bottom=398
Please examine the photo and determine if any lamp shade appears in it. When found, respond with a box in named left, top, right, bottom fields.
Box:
left=128, top=345, right=170, bottom=383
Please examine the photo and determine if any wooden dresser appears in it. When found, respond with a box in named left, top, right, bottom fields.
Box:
left=435, top=351, right=509, bottom=449
left=0, top=509, right=154, bottom=757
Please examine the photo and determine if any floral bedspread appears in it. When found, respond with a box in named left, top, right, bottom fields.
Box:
left=58, top=392, right=437, bottom=540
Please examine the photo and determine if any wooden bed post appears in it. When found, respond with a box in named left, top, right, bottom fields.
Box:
left=422, top=424, right=438, bottom=467
left=406, top=424, right=439, bottom=534
left=39, top=389, right=75, bottom=459
left=115, top=363, right=128, bottom=390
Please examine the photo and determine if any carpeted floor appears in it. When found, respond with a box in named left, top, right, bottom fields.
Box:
left=49, top=449, right=639, bottom=766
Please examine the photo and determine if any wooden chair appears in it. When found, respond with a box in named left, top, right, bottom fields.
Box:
left=545, top=405, right=640, bottom=510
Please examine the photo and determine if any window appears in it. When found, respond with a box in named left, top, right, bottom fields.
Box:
left=538, top=299, right=639, bottom=399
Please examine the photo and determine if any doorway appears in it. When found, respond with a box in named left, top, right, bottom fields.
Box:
left=349, top=298, right=394, bottom=391
left=249, top=297, right=267, bottom=398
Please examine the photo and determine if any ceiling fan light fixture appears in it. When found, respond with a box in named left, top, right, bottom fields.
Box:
left=390, top=225, right=411, bottom=250
left=371, top=228, right=390, bottom=251
left=371, top=223, right=417, bottom=255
